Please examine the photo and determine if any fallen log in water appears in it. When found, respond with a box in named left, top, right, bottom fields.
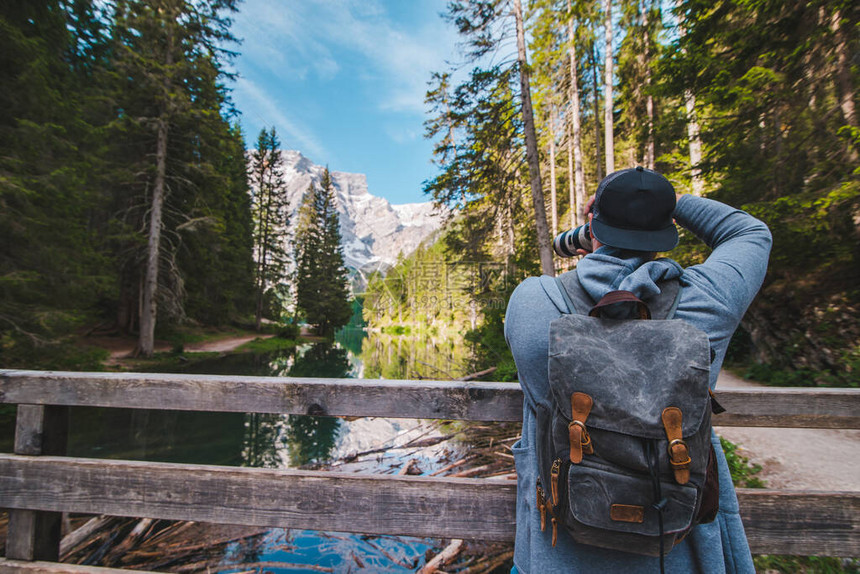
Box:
left=420, top=538, right=465, bottom=573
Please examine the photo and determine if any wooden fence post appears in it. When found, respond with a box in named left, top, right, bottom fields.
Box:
left=6, top=404, right=69, bottom=561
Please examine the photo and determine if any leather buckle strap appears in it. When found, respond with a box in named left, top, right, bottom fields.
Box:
left=662, top=407, right=691, bottom=484
left=569, top=392, right=594, bottom=463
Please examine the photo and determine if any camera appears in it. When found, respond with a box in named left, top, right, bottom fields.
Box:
left=553, top=223, right=592, bottom=257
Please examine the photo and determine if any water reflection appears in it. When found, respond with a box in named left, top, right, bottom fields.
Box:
left=290, top=341, right=353, bottom=378
left=250, top=341, right=353, bottom=468
left=67, top=406, right=247, bottom=466
left=282, top=415, right=340, bottom=468
left=14, top=333, right=472, bottom=470
left=62, top=341, right=358, bottom=469
left=361, top=331, right=472, bottom=380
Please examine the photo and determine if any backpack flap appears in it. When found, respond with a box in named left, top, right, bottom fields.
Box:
left=548, top=314, right=711, bottom=439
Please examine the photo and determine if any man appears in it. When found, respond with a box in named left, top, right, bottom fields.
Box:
left=505, top=167, right=771, bottom=573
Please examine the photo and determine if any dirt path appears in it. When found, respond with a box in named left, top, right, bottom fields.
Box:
left=97, top=333, right=273, bottom=361
left=183, top=335, right=271, bottom=353
left=716, top=370, right=860, bottom=491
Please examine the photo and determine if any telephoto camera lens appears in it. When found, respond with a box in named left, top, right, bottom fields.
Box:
left=553, top=224, right=592, bottom=257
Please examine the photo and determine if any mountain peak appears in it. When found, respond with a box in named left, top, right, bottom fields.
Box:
left=271, top=151, right=443, bottom=275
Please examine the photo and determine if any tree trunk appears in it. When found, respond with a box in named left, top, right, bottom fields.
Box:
left=685, top=90, right=704, bottom=195
left=831, top=8, right=856, bottom=128
left=116, top=271, right=137, bottom=335
left=603, top=0, right=615, bottom=175
left=589, top=46, right=603, bottom=182
left=549, top=103, right=558, bottom=237
left=643, top=1, right=655, bottom=169
left=139, top=116, right=168, bottom=357
left=568, top=7, right=585, bottom=227
left=138, top=19, right=175, bottom=357
left=567, top=118, right=576, bottom=232
left=506, top=193, right=515, bottom=256
left=677, top=3, right=704, bottom=195
left=514, top=0, right=554, bottom=276
left=830, top=3, right=857, bottom=174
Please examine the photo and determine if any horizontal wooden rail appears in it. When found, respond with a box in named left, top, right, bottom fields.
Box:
left=0, top=559, right=158, bottom=573
left=2, top=369, right=859, bottom=428
left=0, top=454, right=516, bottom=541
left=0, top=454, right=856, bottom=557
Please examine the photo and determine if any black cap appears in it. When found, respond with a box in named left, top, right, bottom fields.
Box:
left=590, top=166, right=678, bottom=252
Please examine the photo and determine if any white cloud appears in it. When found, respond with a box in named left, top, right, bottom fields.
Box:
left=232, top=1, right=341, bottom=82
left=234, top=77, right=329, bottom=161
left=384, top=123, right=421, bottom=145
left=325, top=0, right=457, bottom=113
left=234, top=0, right=456, bottom=114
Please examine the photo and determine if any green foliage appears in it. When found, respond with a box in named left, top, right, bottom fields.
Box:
left=0, top=0, right=117, bottom=365
left=276, top=323, right=301, bottom=340
left=424, top=65, right=534, bottom=266
left=237, top=336, right=299, bottom=354
left=0, top=0, right=255, bottom=368
left=0, top=339, right=109, bottom=372
left=178, top=122, right=255, bottom=326
left=719, top=436, right=766, bottom=489
left=743, top=360, right=859, bottom=389
left=294, top=169, right=352, bottom=337
left=753, top=555, right=859, bottom=574
left=249, top=127, right=291, bottom=329
left=662, top=1, right=859, bottom=384
left=363, top=237, right=475, bottom=334
left=426, top=0, right=860, bottom=389
left=463, top=298, right=518, bottom=382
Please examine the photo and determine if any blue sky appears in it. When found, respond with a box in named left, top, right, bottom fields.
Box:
left=228, top=0, right=459, bottom=205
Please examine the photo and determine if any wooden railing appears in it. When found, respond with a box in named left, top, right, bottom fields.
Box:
left=0, top=369, right=858, bottom=572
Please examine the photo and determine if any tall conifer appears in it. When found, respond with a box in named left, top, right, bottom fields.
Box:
left=294, top=169, right=351, bottom=336
left=250, top=127, right=291, bottom=329
left=109, top=0, right=240, bottom=356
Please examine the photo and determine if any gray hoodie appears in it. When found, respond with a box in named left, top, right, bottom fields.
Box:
left=505, top=194, right=772, bottom=573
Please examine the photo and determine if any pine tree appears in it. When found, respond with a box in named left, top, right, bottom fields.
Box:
left=0, top=0, right=114, bottom=365
left=425, top=66, right=530, bottom=265
left=427, top=0, right=554, bottom=276
left=109, top=0, right=240, bottom=356
left=514, top=0, right=555, bottom=275
left=294, top=169, right=351, bottom=336
left=664, top=0, right=859, bottom=383
left=1, top=0, right=251, bottom=366
left=249, top=127, right=291, bottom=329
left=177, top=120, right=255, bottom=326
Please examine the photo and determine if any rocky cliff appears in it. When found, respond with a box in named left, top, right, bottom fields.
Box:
left=277, top=151, right=443, bottom=278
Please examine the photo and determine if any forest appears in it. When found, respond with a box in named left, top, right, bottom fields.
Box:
left=0, top=0, right=352, bottom=368
left=1, top=0, right=858, bottom=388
left=367, top=0, right=859, bottom=388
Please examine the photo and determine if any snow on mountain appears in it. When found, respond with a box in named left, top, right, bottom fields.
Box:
left=276, top=150, right=444, bottom=275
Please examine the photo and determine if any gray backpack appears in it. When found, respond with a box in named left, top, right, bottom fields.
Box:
left=535, top=272, right=720, bottom=561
